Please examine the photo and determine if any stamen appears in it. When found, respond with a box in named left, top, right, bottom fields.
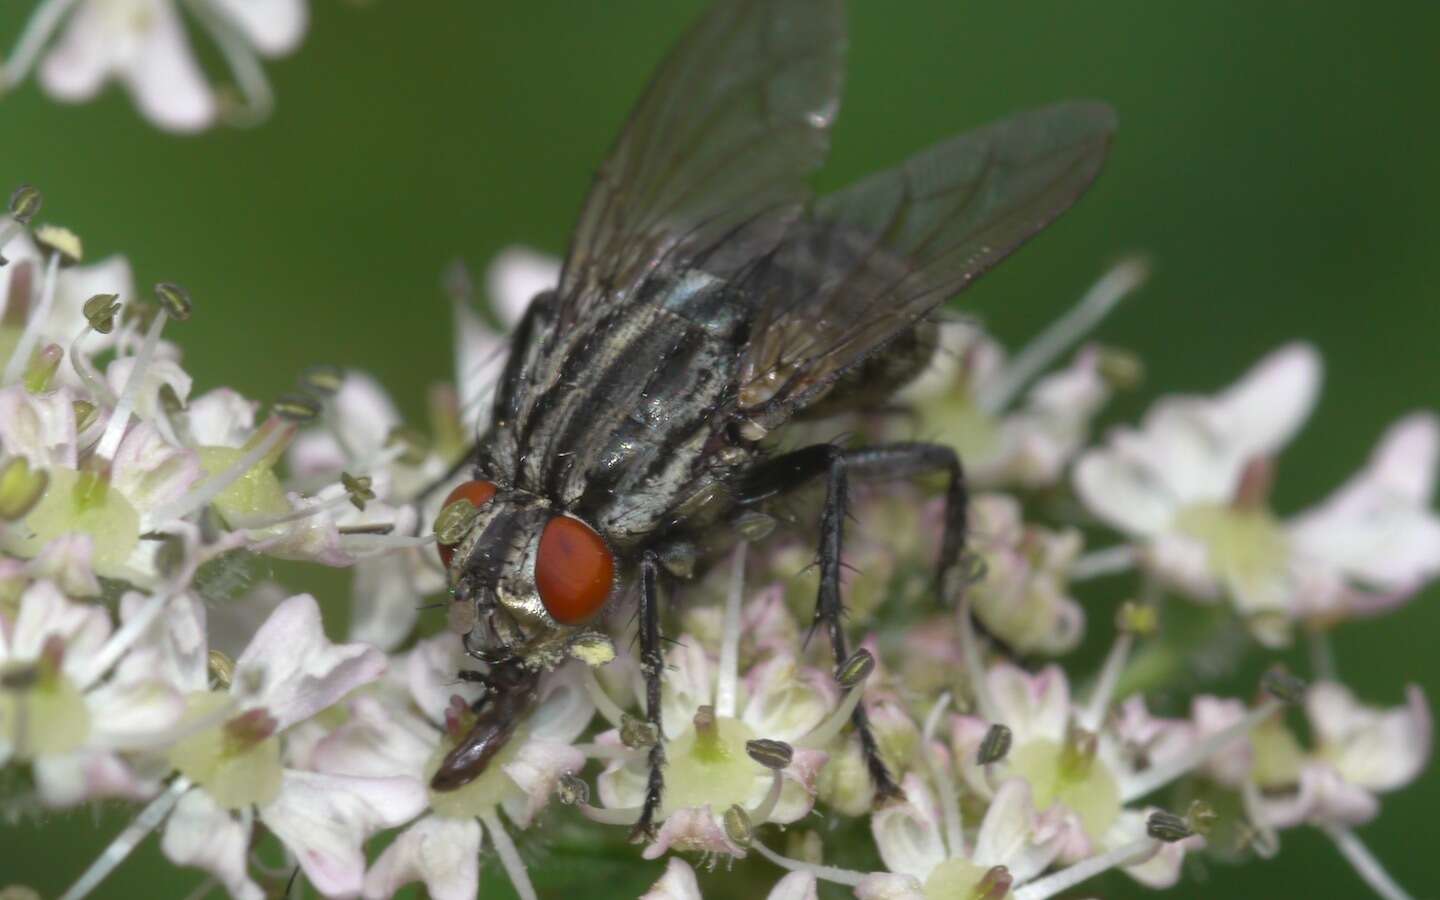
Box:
left=68, top=329, right=116, bottom=407
left=1012, top=838, right=1158, bottom=900
left=979, top=257, right=1149, bottom=413
left=577, top=801, right=643, bottom=826
left=714, top=543, right=747, bottom=719
left=795, top=678, right=866, bottom=749
left=580, top=666, right=627, bottom=729
left=1323, top=825, right=1416, bottom=900
left=182, top=0, right=274, bottom=126
left=0, top=0, right=80, bottom=92
left=226, top=491, right=354, bottom=530
left=1079, top=602, right=1155, bottom=731
left=2, top=251, right=59, bottom=386
left=958, top=598, right=1000, bottom=723
left=1070, top=545, right=1138, bottom=581
left=479, top=809, right=538, bottom=900
left=93, top=289, right=177, bottom=465
left=572, top=742, right=647, bottom=762
left=920, top=694, right=965, bottom=858
left=1308, top=628, right=1339, bottom=682
left=337, top=532, right=435, bottom=553
left=57, top=776, right=191, bottom=900
left=747, top=768, right=784, bottom=824
left=751, top=841, right=866, bottom=887
left=1121, top=698, right=1282, bottom=802
left=73, top=589, right=175, bottom=690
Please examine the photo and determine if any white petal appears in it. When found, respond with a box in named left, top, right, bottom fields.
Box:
left=741, top=654, right=837, bottom=741
left=766, top=871, right=819, bottom=900
left=525, top=665, right=596, bottom=745
left=231, top=594, right=386, bottom=730
left=1254, top=761, right=1379, bottom=828
left=161, top=789, right=264, bottom=900
left=363, top=815, right=482, bottom=900
left=659, top=635, right=713, bottom=738
left=0, top=386, right=78, bottom=469
left=1307, top=682, right=1431, bottom=792
left=52, top=254, right=136, bottom=353
left=407, top=633, right=482, bottom=726
left=33, top=749, right=154, bottom=806
left=210, top=0, right=308, bottom=55
left=327, top=372, right=403, bottom=463
left=1212, top=343, right=1321, bottom=459
left=855, top=873, right=925, bottom=900
left=186, top=389, right=259, bottom=448
left=484, top=246, right=560, bottom=326
left=37, top=0, right=124, bottom=102
left=641, top=857, right=703, bottom=900
left=87, top=678, right=185, bottom=748
left=118, top=1, right=216, bottom=132
left=27, top=533, right=101, bottom=598
left=308, top=695, right=436, bottom=779
left=260, top=770, right=428, bottom=897
left=499, top=739, right=585, bottom=828
left=109, top=422, right=202, bottom=514
left=869, top=774, right=948, bottom=880
left=986, top=663, right=1070, bottom=745
left=1290, top=413, right=1440, bottom=590
left=4, top=580, right=111, bottom=665
left=451, top=299, right=508, bottom=436
left=972, top=779, right=1063, bottom=882
left=349, top=555, right=420, bottom=651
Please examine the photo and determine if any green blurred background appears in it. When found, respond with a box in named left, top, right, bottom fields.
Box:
left=3, top=0, right=1439, bottom=897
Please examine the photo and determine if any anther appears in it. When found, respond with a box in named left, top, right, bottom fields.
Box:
left=977, top=723, right=1013, bottom=765
left=298, top=364, right=345, bottom=397
left=386, top=426, right=430, bottom=466
left=746, top=739, right=794, bottom=771
left=1261, top=666, right=1307, bottom=705
left=1186, top=799, right=1218, bottom=836
left=620, top=714, right=659, bottom=750
left=1146, top=810, right=1194, bottom=843
left=434, top=497, right=482, bottom=547
left=958, top=551, right=989, bottom=586
left=340, top=472, right=375, bottom=511
left=34, top=224, right=81, bottom=264
left=83, top=294, right=121, bottom=334
left=272, top=392, right=322, bottom=423
left=8, top=184, right=42, bottom=224
left=1096, top=345, right=1144, bottom=390
left=153, top=282, right=192, bottom=322
left=1115, top=601, right=1158, bottom=637
left=0, top=457, right=49, bottom=520
left=207, top=650, right=235, bottom=690
left=556, top=773, right=589, bottom=807
left=723, top=804, right=753, bottom=848
left=836, top=649, right=875, bottom=689
left=73, top=400, right=98, bottom=432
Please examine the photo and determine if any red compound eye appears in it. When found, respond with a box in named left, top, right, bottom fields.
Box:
left=535, top=515, right=614, bottom=624
left=436, top=480, right=498, bottom=568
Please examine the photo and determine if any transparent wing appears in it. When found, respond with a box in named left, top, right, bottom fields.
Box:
left=736, top=101, right=1118, bottom=424
left=554, top=0, right=845, bottom=331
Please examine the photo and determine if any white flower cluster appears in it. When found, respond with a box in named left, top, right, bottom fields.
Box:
left=2, top=0, right=308, bottom=131
left=0, top=186, right=1433, bottom=900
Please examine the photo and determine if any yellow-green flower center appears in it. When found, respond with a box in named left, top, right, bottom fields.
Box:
left=167, top=692, right=282, bottom=810
left=1009, top=738, right=1121, bottom=842
left=5, top=467, right=140, bottom=578
left=196, top=446, right=291, bottom=524
left=923, top=860, right=1015, bottom=900
left=425, top=726, right=529, bottom=819
left=1175, top=503, right=1289, bottom=612
left=662, top=715, right=766, bottom=817
left=0, top=662, right=91, bottom=758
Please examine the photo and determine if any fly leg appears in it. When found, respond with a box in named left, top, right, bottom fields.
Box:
left=739, top=441, right=968, bottom=804
left=630, top=550, right=667, bottom=842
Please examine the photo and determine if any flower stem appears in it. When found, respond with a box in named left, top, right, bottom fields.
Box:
left=1324, top=825, right=1416, bottom=900
left=1013, top=838, right=1157, bottom=900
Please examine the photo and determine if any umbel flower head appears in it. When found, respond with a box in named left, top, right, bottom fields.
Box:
left=0, top=181, right=1435, bottom=900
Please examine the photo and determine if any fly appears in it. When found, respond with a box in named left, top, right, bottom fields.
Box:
left=429, top=0, right=1114, bottom=840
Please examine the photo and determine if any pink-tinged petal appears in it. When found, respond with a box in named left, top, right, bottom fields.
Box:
left=768, top=748, right=829, bottom=824
left=950, top=715, right=996, bottom=800
left=34, top=749, right=155, bottom=806
left=741, top=654, right=837, bottom=741
left=209, top=0, right=308, bottom=55
left=643, top=805, right=744, bottom=860
left=4, top=580, right=110, bottom=666
left=161, top=788, right=264, bottom=900
left=118, top=2, right=217, bottom=132
left=870, top=773, right=948, bottom=880
left=1255, top=761, right=1380, bottom=828
left=1290, top=413, right=1440, bottom=593
left=1107, top=809, right=1203, bottom=888
left=231, top=594, right=385, bottom=730
left=110, top=422, right=202, bottom=514
left=186, top=389, right=259, bottom=448
left=37, top=0, right=120, bottom=102
left=740, top=583, right=800, bottom=654
left=1213, top=343, right=1322, bottom=460
left=363, top=815, right=482, bottom=900
left=499, top=739, right=585, bottom=828
left=114, top=589, right=208, bottom=692
left=659, top=636, right=714, bottom=738
left=350, top=554, right=421, bottom=652
left=641, top=857, right=703, bottom=900
left=485, top=246, right=560, bottom=326
left=525, top=665, right=595, bottom=745
left=27, top=533, right=100, bottom=598
left=986, top=663, right=1070, bottom=745
left=0, top=386, right=78, bottom=469
left=1307, top=682, right=1431, bottom=792
left=106, top=354, right=193, bottom=430
left=87, top=678, right=185, bottom=749
left=260, top=770, right=428, bottom=896
left=309, top=695, right=436, bottom=779
left=972, top=779, right=1064, bottom=882
left=766, top=871, right=819, bottom=900
left=407, top=633, right=482, bottom=727
left=1143, top=533, right=1221, bottom=600
left=855, top=873, right=925, bottom=900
